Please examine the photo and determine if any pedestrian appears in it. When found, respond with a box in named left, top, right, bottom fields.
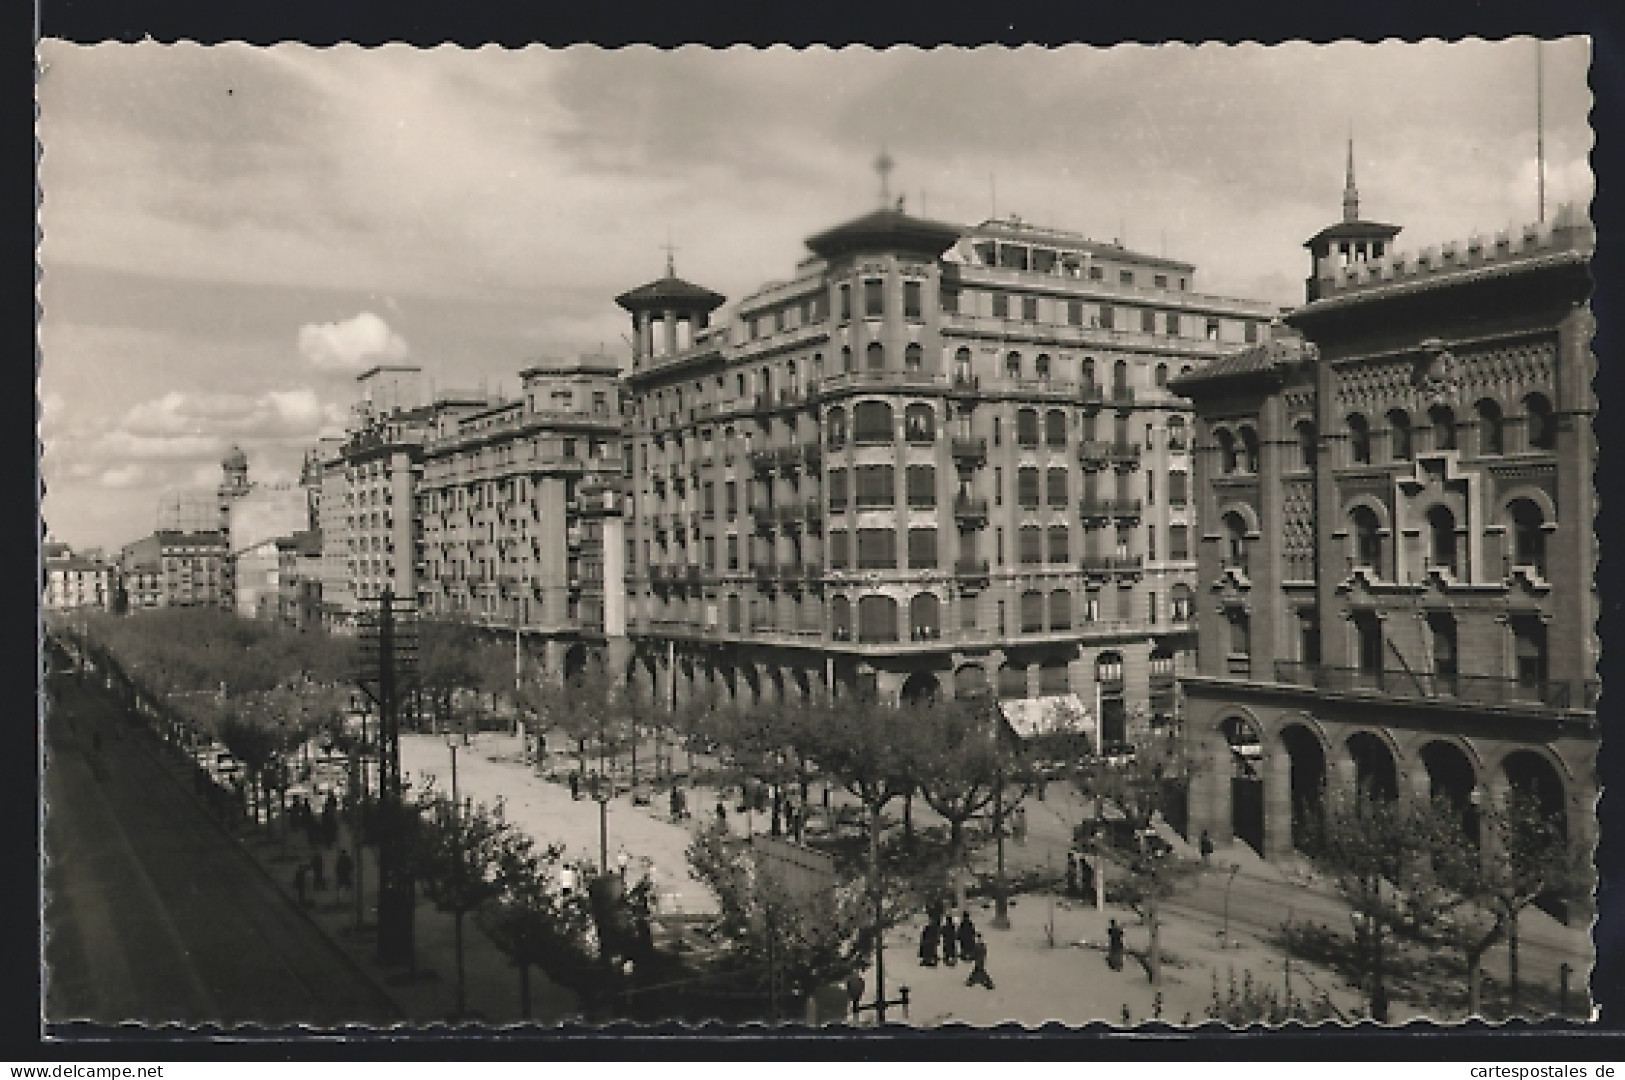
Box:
left=1199, top=829, right=1214, bottom=866
left=918, top=917, right=940, bottom=967
left=940, top=913, right=959, bottom=966
left=716, top=801, right=728, bottom=830
left=845, top=973, right=866, bottom=1020
left=311, top=850, right=327, bottom=891
left=1066, top=851, right=1079, bottom=897
left=1107, top=918, right=1125, bottom=972
left=965, top=934, right=995, bottom=990
left=1012, top=806, right=1028, bottom=846
left=294, top=863, right=308, bottom=906
left=956, top=911, right=977, bottom=965
left=670, top=783, right=682, bottom=822
left=570, top=771, right=581, bottom=801
left=335, top=848, right=355, bottom=901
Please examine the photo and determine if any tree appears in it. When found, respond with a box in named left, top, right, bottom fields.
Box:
left=478, top=835, right=597, bottom=1020
left=411, top=786, right=515, bottom=1018
left=1429, top=788, right=1589, bottom=1017
left=1303, top=788, right=1467, bottom=1022
left=687, top=823, right=876, bottom=1015
left=911, top=696, right=1003, bottom=907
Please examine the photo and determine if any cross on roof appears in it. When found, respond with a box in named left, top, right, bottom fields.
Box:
left=875, top=150, right=895, bottom=206
left=659, top=239, right=678, bottom=277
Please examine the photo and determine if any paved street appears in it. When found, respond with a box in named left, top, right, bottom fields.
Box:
left=44, top=676, right=401, bottom=1028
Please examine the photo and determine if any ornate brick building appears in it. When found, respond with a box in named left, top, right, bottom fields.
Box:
left=1174, top=175, right=1596, bottom=906
left=617, top=188, right=1275, bottom=734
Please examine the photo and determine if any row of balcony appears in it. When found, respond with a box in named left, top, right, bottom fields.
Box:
left=1272, top=661, right=1599, bottom=712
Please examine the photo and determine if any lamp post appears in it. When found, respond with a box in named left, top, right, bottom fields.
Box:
left=991, top=757, right=1010, bottom=930
left=445, top=730, right=466, bottom=1017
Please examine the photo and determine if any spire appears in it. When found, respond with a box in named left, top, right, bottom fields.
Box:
left=660, top=238, right=678, bottom=278
left=1343, top=133, right=1360, bottom=222
left=875, top=149, right=895, bottom=208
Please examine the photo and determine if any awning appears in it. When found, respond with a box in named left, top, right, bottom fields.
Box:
left=998, top=694, right=1089, bottom=740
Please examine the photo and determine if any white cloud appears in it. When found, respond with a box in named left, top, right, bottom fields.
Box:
left=297, top=311, right=410, bottom=372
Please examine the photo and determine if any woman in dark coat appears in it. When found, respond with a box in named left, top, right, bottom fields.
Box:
left=918, top=917, right=940, bottom=967
left=940, top=913, right=959, bottom=966
left=956, top=912, right=978, bottom=963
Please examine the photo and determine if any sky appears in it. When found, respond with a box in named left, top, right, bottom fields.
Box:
left=36, top=39, right=1594, bottom=553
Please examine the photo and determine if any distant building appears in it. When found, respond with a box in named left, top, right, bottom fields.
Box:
left=116, top=530, right=231, bottom=609
left=233, top=535, right=283, bottom=619
left=277, top=529, right=323, bottom=630
left=44, top=547, right=114, bottom=612
left=1172, top=159, right=1595, bottom=914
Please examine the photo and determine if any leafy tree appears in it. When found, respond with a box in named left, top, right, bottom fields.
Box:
left=911, top=696, right=1004, bottom=906
left=687, top=823, right=875, bottom=1013
left=1302, top=788, right=1467, bottom=1022
left=411, top=786, right=516, bottom=1017
left=1428, top=788, right=1589, bottom=1016
left=478, top=834, right=597, bottom=1019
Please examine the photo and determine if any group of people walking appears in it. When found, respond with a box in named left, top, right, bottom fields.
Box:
left=918, top=906, right=994, bottom=990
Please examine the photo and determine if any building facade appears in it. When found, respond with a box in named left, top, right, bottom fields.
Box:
left=416, top=355, right=630, bottom=676
left=1174, top=190, right=1597, bottom=906
left=44, top=550, right=114, bottom=612
left=617, top=201, right=1275, bottom=734
left=115, top=530, right=231, bottom=609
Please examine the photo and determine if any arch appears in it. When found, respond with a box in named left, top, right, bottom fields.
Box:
left=904, top=342, right=924, bottom=372
left=1419, top=739, right=1481, bottom=845
left=1294, top=419, right=1317, bottom=471
left=1387, top=408, right=1413, bottom=461
left=1005, top=350, right=1022, bottom=379
left=865, top=341, right=885, bottom=371
left=856, top=594, right=899, bottom=643
left=1215, top=427, right=1238, bottom=474
left=1475, top=398, right=1504, bottom=455
left=1346, top=730, right=1400, bottom=802
left=1506, top=496, right=1549, bottom=574
left=1112, top=358, right=1128, bottom=394
left=1223, top=714, right=1266, bottom=854
left=953, top=663, right=989, bottom=698
left=904, top=403, right=936, bottom=444
left=1166, top=415, right=1188, bottom=450
left=1239, top=425, right=1261, bottom=474
left=909, top=591, right=941, bottom=640
left=901, top=670, right=942, bottom=706
left=1016, top=407, right=1040, bottom=447
left=1280, top=722, right=1328, bottom=851
left=1523, top=392, right=1556, bottom=451
left=853, top=401, right=894, bottom=444
left=1428, top=403, right=1457, bottom=451
left=1351, top=505, right=1384, bottom=574
left=829, top=594, right=852, bottom=641
left=1347, top=412, right=1372, bottom=464
left=1045, top=408, right=1068, bottom=447
left=1341, top=493, right=1393, bottom=533
left=1035, top=353, right=1052, bottom=379
left=1221, top=510, right=1250, bottom=570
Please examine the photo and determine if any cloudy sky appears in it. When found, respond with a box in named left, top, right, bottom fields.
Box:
left=37, top=39, right=1592, bottom=552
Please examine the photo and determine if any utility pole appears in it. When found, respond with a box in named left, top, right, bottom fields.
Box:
left=358, top=589, right=418, bottom=968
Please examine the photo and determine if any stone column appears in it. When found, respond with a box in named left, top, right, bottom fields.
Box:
left=1188, top=733, right=1234, bottom=846
left=1262, top=740, right=1294, bottom=861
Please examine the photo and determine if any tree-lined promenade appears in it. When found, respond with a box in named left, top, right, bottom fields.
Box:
left=49, top=608, right=1592, bottom=1025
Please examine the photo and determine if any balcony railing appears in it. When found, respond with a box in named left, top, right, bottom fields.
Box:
left=951, top=436, right=988, bottom=464
left=1077, top=440, right=1112, bottom=466
left=954, top=557, right=991, bottom=580
left=1272, top=661, right=1589, bottom=711
left=952, top=495, right=989, bottom=525
left=1109, top=442, right=1142, bottom=465
left=1081, top=496, right=1143, bottom=519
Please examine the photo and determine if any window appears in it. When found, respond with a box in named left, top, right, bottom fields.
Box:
left=1154, top=273, right=1168, bottom=288
left=1049, top=590, right=1072, bottom=631
left=1427, top=505, right=1458, bottom=576
left=1166, top=416, right=1187, bottom=450
left=1244, top=321, right=1259, bottom=344
left=1166, top=312, right=1181, bottom=336
left=1428, top=612, right=1458, bottom=686
left=1020, top=590, right=1044, bottom=633
left=1476, top=399, right=1504, bottom=455
left=904, top=342, right=923, bottom=372
left=1047, top=524, right=1070, bottom=563
left=1018, top=524, right=1043, bottom=565
left=1112, top=359, right=1129, bottom=397
left=905, top=464, right=936, bottom=508
left=866, top=341, right=885, bottom=371
left=1351, top=506, right=1383, bottom=576
left=1005, top=351, right=1023, bottom=379
left=830, top=595, right=852, bottom=639
left=1035, top=353, right=1051, bottom=379
left=907, top=527, right=938, bottom=568
left=1017, top=467, right=1041, bottom=509
left=856, top=529, right=897, bottom=569
left=1171, top=582, right=1193, bottom=621
left=828, top=529, right=850, bottom=569
left=825, top=408, right=848, bottom=450
left=1525, top=393, right=1556, bottom=451
left=993, top=466, right=1002, bottom=506
left=727, top=535, right=739, bottom=570
left=903, top=280, right=922, bottom=319
left=853, top=401, right=893, bottom=444
left=1222, top=512, right=1248, bottom=571
left=1089, top=265, right=1104, bottom=282
left=1046, top=466, right=1069, bottom=506
left=1388, top=409, right=1413, bottom=461
left=1119, top=269, right=1135, bottom=286
left=1045, top=409, right=1067, bottom=448
left=1240, top=426, right=1260, bottom=473
left=1154, top=363, right=1169, bottom=388
left=1429, top=404, right=1456, bottom=451
left=1145, top=471, right=1155, bottom=507
left=826, top=468, right=849, bottom=509
left=1098, top=305, right=1114, bottom=330
left=1354, top=611, right=1383, bottom=676
left=1509, top=498, right=1547, bottom=575
left=1295, top=420, right=1316, bottom=471
left=1016, top=408, right=1040, bottom=447
left=838, top=283, right=852, bottom=322
left=1511, top=614, right=1548, bottom=690
left=940, top=288, right=960, bottom=314
left=992, top=292, right=1010, bottom=318
left=1170, top=523, right=1189, bottom=561
left=1067, top=300, right=1083, bottom=326
left=1021, top=296, right=1039, bottom=321
left=904, top=403, right=935, bottom=443
left=855, top=465, right=895, bottom=508
left=910, top=592, right=941, bottom=640
left=1348, top=413, right=1372, bottom=464
left=841, top=346, right=853, bottom=373
left=857, top=595, right=899, bottom=643
left=953, top=346, right=972, bottom=383
left=1141, top=308, right=1156, bottom=333
left=1217, top=429, right=1238, bottom=475
left=1228, top=609, right=1251, bottom=658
